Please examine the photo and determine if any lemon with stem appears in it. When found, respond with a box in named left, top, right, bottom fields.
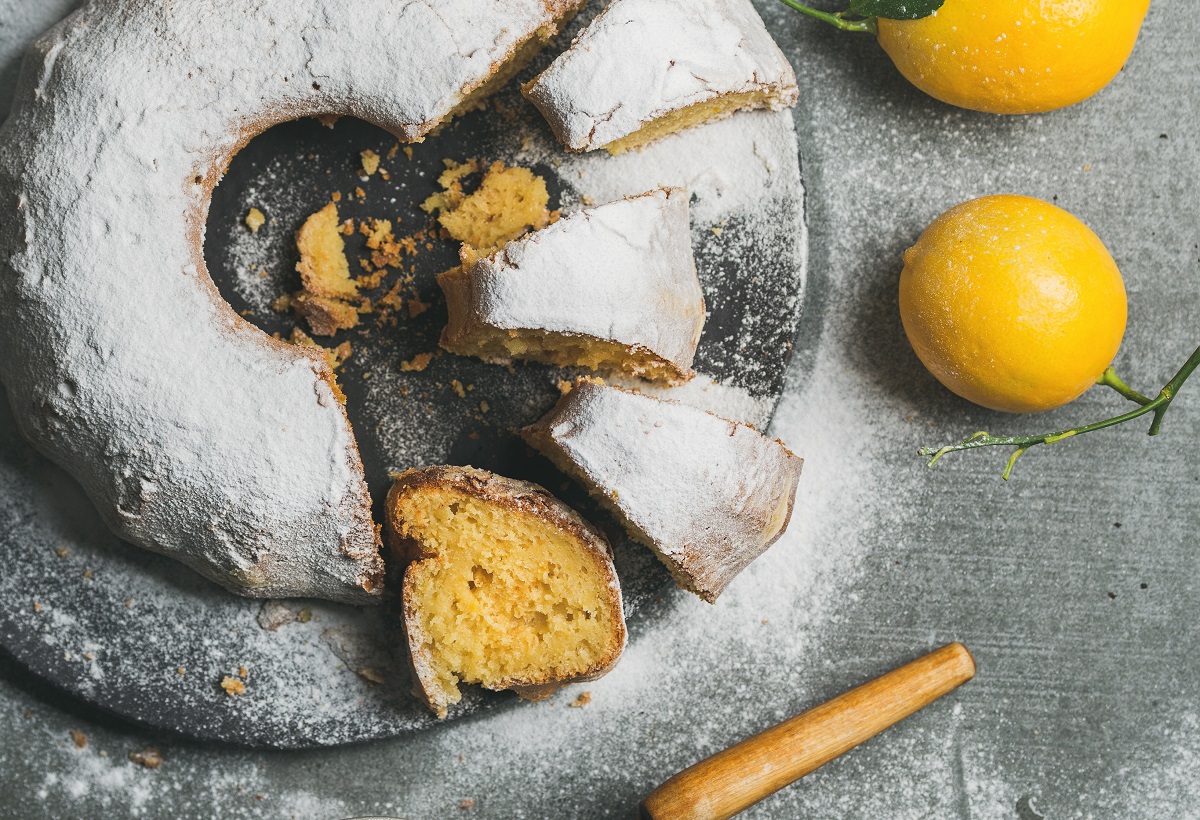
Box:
left=901, top=194, right=1198, bottom=479
left=900, top=195, right=1127, bottom=415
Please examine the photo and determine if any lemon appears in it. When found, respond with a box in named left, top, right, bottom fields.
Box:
left=899, top=195, right=1127, bottom=413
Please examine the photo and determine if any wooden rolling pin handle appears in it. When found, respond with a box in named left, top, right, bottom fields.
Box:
left=640, top=642, right=976, bottom=820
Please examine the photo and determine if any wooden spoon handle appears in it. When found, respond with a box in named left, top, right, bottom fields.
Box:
left=640, top=642, right=976, bottom=820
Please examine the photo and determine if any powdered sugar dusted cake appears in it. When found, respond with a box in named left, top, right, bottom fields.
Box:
left=0, top=0, right=584, bottom=602
left=522, top=379, right=802, bottom=603
left=523, top=0, right=799, bottom=154
left=437, top=188, right=706, bottom=384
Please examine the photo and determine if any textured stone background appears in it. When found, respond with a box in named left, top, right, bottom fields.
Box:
left=2, top=1, right=1197, bottom=818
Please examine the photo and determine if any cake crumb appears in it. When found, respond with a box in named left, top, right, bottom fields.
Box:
left=297, top=608, right=313, bottom=623
left=292, top=293, right=359, bottom=336
left=403, top=146, right=414, bottom=160
left=362, top=218, right=392, bottom=248
left=129, top=748, right=163, bottom=769
left=401, top=352, right=435, bottom=372
left=361, top=149, right=381, bottom=176
left=176, top=667, right=186, bottom=675
left=123, top=599, right=132, bottom=608
left=407, top=295, right=430, bottom=317
left=220, top=676, right=246, bottom=696
left=450, top=379, right=467, bottom=398
left=56, top=546, right=69, bottom=558
left=479, top=401, right=489, bottom=414
left=293, top=202, right=361, bottom=336
left=421, top=158, right=480, bottom=216
left=69, top=729, right=87, bottom=749
left=33, top=601, right=42, bottom=613
left=387, top=143, right=399, bottom=159
left=245, top=207, right=266, bottom=233
left=427, top=160, right=552, bottom=262
left=459, top=799, right=476, bottom=809
left=569, top=691, right=592, bottom=708
left=289, top=327, right=352, bottom=370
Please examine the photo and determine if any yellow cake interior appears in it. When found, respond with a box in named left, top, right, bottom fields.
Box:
left=295, top=202, right=358, bottom=300
left=603, top=89, right=779, bottom=155
left=440, top=313, right=688, bottom=384
left=437, top=162, right=553, bottom=262
left=395, top=486, right=620, bottom=712
left=291, top=202, right=361, bottom=335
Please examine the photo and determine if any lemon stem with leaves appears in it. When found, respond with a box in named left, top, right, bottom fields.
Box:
left=920, top=345, right=1200, bottom=480
left=775, top=0, right=945, bottom=34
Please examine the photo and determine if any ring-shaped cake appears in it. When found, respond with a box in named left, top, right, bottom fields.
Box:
left=0, top=0, right=808, bottom=746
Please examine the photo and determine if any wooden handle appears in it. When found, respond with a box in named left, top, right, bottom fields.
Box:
left=640, top=642, right=976, bottom=820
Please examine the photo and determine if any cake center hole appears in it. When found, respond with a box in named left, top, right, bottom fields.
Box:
left=202, top=113, right=570, bottom=513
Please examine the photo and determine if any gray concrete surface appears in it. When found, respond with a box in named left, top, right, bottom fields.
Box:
left=2, top=1, right=1198, bottom=817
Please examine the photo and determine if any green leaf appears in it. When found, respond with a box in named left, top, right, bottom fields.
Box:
left=847, top=0, right=945, bottom=20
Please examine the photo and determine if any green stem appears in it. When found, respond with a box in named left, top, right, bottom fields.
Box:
left=775, top=0, right=878, bottom=34
left=1096, top=366, right=1153, bottom=406
left=920, top=345, right=1200, bottom=480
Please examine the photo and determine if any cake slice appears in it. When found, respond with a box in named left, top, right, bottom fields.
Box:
left=522, top=379, right=802, bottom=603
left=437, top=188, right=705, bottom=384
left=522, top=0, right=799, bottom=154
left=386, top=466, right=627, bottom=718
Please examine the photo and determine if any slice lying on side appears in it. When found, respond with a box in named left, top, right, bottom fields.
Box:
left=290, top=202, right=361, bottom=335
left=386, top=466, right=627, bottom=718
left=437, top=188, right=705, bottom=385
left=523, top=0, right=798, bottom=154
left=522, top=379, right=803, bottom=603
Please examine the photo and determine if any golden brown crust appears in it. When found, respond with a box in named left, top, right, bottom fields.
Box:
left=385, top=465, right=626, bottom=717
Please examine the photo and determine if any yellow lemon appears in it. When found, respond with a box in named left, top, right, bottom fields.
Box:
left=877, top=0, right=1151, bottom=114
left=899, top=195, right=1127, bottom=413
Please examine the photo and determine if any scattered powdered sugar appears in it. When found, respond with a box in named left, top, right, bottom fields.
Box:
left=220, top=161, right=308, bottom=317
